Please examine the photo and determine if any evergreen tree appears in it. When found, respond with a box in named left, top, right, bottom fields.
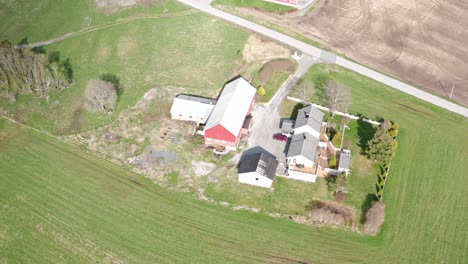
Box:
left=367, top=125, right=393, bottom=164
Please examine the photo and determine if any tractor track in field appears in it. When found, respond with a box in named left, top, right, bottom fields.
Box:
left=15, top=9, right=199, bottom=49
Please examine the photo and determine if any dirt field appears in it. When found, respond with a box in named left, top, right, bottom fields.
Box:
left=232, top=1, right=468, bottom=106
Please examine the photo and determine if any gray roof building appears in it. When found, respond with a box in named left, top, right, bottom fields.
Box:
left=281, top=119, right=295, bottom=134
left=286, top=132, right=319, bottom=161
left=175, top=94, right=217, bottom=105
left=294, top=105, right=324, bottom=133
left=238, top=152, right=278, bottom=180
left=338, top=153, right=351, bottom=171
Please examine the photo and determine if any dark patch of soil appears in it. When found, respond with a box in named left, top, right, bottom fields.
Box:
left=259, top=59, right=295, bottom=84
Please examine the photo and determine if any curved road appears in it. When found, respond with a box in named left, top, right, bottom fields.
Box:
left=177, top=0, right=468, bottom=118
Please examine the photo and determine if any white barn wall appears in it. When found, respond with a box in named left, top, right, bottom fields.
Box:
left=238, top=172, right=273, bottom=188
left=287, top=155, right=314, bottom=167
left=293, top=126, right=320, bottom=139
left=286, top=170, right=317, bottom=183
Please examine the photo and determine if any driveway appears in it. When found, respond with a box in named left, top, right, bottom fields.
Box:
left=176, top=0, right=468, bottom=117
left=247, top=56, right=319, bottom=174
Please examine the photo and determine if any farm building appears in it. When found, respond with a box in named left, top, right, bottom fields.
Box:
left=238, top=152, right=278, bottom=188
left=285, top=104, right=329, bottom=182
left=204, top=77, right=256, bottom=150
left=338, top=150, right=351, bottom=175
left=170, top=94, right=216, bottom=124
left=286, top=132, right=320, bottom=182
left=293, top=105, right=324, bottom=138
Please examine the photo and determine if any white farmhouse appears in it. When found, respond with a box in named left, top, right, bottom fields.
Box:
left=170, top=94, right=217, bottom=125
left=293, top=105, right=324, bottom=138
left=238, top=152, right=278, bottom=188
left=286, top=132, right=319, bottom=182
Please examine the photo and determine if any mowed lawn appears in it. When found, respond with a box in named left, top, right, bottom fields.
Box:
left=0, top=0, right=248, bottom=133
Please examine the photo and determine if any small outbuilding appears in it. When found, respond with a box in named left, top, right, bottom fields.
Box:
left=170, top=94, right=216, bottom=124
left=281, top=119, right=295, bottom=136
left=238, top=152, right=278, bottom=188
left=338, top=150, right=351, bottom=175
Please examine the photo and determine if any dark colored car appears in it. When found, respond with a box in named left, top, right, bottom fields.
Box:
left=273, top=133, right=288, bottom=142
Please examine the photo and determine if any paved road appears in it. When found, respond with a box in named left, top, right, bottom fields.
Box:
left=177, top=0, right=468, bottom=118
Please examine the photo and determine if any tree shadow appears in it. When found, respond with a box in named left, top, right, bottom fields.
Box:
left=101, top=73, right=122, bottom=97
left=357, top=118, right=375, bottom=155
left=360, top=193, right=377, bottom=224
left=289, top=102, right=304, bottom=120
left=17, top=37, right=28, bottom=46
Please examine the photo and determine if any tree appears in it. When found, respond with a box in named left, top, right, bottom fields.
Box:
left=367, top=125, right=393, bottom=164
left=364, top=201, right=385, bottom=235
left=85, top=79, right=117, bottom=112
left=323, top=81, right=351, bottom=115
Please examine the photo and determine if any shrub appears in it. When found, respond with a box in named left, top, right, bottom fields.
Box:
left=326, top=173, right=348, bottom=193
left=257, top=86, right=266, bottom=96
left=364, top=201, right=385, bottom=235
left=307, top=200, right=353, bottom=227
left=165, top=172, right=178, bottom=185
left=328, top=155, right=337, bottom=169
left=332, top=131, right=342, bottom=148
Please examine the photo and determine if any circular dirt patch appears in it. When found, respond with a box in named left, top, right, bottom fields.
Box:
left=259, top=59, right=295, bottom=84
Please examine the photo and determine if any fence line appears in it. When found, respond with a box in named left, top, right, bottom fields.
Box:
left=286, top=96, right=381, bottom=125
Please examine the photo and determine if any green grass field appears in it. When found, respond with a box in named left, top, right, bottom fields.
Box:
left=1, top=0, right=467, bottom=262
left=0, top=120, right=374, bottom=263
left=0, top=0, right=249, bottom=134
left=1, top=69, right=467, bottom=262
left=212, top=0, right=295, bottom=12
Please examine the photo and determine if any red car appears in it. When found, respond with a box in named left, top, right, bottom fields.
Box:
left=273, top=134, right=288, bottom=141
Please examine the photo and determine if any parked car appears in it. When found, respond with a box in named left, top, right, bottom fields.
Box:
left=273, top=133, right=288, bottom=142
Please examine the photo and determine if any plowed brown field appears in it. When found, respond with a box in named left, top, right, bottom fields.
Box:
left=237, top=0, right=468, bottom=106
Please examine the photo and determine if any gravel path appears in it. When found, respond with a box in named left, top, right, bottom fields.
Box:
left=177, top=0, right=468, bottom=118
left=247, top=56, right=319, bottom=173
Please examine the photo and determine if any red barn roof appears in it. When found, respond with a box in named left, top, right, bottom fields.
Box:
left=204, top=77, right=256, bottom=142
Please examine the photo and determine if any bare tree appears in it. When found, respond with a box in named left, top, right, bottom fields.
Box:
left=85, top=79, right=117, bottom=112
left=364, top=201, right=385, bottom=235
left=323, top=81, right=351, bottom=115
